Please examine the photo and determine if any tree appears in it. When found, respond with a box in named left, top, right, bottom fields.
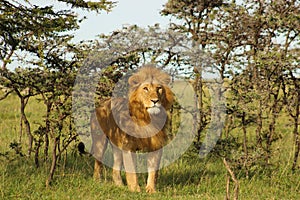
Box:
left=161, top=0, right=300, bottom=198
left=162, top=0, right=229, bottom=150
left=0, top=0, right=114, bottom=186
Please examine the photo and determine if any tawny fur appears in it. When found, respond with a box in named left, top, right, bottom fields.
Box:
left=91, top=65, right=173, bottom=193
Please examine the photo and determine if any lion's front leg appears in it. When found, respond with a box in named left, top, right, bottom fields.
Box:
left=146, top=150, right=162, bottom=193
left=123, top=151, right=141, bottom=192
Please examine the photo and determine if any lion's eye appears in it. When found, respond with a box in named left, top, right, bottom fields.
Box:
left=143, top=87, right=149, bottom=92
left=157, top=87, right=163, bottom=93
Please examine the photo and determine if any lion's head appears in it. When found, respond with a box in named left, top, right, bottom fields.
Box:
left=127, top=66, right=173, bottom=118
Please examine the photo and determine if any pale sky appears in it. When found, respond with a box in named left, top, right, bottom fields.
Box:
left=72, top=0, right=170, bottom=41
left=5, top=0, right=170, bottom=69
left=28, top=0, right=170, bottom=41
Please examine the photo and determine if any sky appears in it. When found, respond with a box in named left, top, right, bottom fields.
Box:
left=28, top=0, right=170, bottom=41
left=6, top=0, right=171, bottom=69
left=56, top=0, right=171, bottom=42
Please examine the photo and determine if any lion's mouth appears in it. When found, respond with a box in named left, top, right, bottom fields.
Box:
left=146, top=106, right=161, bottom=115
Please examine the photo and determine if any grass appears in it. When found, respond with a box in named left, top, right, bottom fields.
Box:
left=1, top=152, right=299, bottom=200
left=0, top=94, right=45, bottom=152
left=0, top=93, right=300, bottom=200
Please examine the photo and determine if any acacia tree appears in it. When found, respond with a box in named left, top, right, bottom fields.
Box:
left=0, top=0, right=114, bottom=186
left=219, top=0, right=287, bottom=174
left=161, top=0, right=228, bottom=149
left=273, top=0, right=300, bottom=170
left=227, top=0, right=300, bottom=169
left=161, top=0, right=300, bottom=199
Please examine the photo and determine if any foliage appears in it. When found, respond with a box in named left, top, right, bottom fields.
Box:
left=162, top=0, right=300, bottom=198
left=0, top=0, right=114, bottom=186
left=0, top=0, right=300, bottom=198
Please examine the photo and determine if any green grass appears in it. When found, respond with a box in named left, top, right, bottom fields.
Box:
left=1, top=152, right=299, bottom=200
left=0, top=93, right=300, bottom=200
left=0, top=93, right=45, bottom=152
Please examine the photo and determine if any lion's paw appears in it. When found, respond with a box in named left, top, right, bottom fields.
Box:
left=128, top=185, right=141, bottom=192
left=145, top=185, right=156, bottom=193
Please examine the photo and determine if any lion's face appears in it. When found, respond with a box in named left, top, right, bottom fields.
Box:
left=128, top=67, right=173, bottom=118
left=134, top=83, right=165, bottom=115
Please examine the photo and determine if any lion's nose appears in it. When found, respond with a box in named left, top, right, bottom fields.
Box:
left=151, top=99, right=159, bottom=105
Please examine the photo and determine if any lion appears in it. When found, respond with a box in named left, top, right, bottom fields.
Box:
left=90, top=65, right=174, bottom=193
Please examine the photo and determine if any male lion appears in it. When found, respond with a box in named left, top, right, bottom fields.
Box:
left=90, top=65, right=173, bottom=193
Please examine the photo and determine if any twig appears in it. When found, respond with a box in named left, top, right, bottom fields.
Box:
left=223, top=158, right=239, bottom=200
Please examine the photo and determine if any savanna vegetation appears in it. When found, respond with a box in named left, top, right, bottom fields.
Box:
left=0, top=0, right=299, bottom=199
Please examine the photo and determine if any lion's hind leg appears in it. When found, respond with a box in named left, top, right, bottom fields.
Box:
left=112, top=146, right=124, bottom=186
left=90, top=111, right=109, bottom=181
left=91, top=133, right=108, bottom=181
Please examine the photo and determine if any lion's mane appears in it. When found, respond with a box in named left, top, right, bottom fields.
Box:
left=95, top=65, right=173, bottom=152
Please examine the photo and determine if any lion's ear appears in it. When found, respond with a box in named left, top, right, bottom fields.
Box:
left=157, top=71, right=171, bottom=85
left=128, top=74, right=141, bottom=86
left=161, top=75, right=171, bottom=85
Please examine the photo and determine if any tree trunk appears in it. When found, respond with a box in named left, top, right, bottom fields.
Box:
left=18, top=93, right=32, bottom=156
left=223, top=158, right=239, bottom=200
left=292, top=90, right=300, bottom=171
left=46, top=136, right=59, bottom=187
left=44, top=103, right=51, bottom=160
left=241, top=112, right=249, bottom=178
left=256, top=100, right=263, bottom=148
left=193, top=67, right=205, bottom=149
left=265, top=86, right=281, bottom=165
